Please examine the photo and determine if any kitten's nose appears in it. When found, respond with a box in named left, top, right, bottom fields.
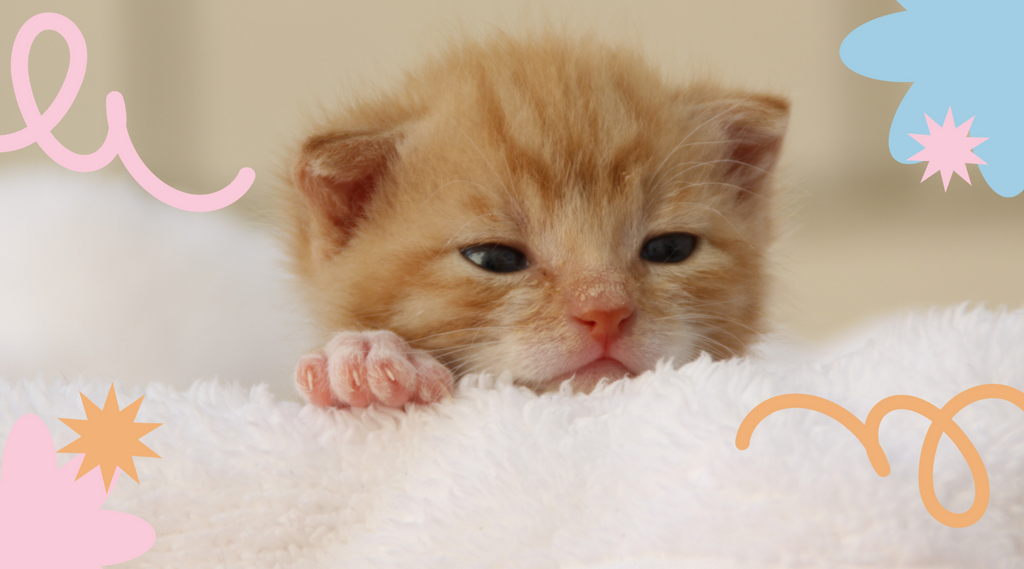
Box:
left=567, top=274, right=634, bottom=345
left=573, top=306, right=635, bottom=344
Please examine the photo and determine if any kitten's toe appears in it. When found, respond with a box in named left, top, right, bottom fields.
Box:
left=363, top=331, right=418, bottom=407
left=323, top=332, right=375, bottom=407
left=409, top=350, right=453, bottom=404
left=295, top=353, right=336, bottom=407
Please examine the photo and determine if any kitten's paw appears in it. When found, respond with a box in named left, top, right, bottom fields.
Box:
left=295, top=330, right=453, bottom=408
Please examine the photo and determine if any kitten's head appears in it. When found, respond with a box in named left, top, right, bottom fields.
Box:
left=284, top=35, right=788, bottom=391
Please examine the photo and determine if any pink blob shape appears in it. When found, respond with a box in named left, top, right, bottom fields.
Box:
left=0, top=415, right=156, bottom=567
left=0, top=12, right=253, bottom=212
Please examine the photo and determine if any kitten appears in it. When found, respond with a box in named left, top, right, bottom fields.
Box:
left=281, top=34, right=788, bottom=408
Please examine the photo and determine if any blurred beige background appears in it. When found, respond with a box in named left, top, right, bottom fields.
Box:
left=2, top=0, right=1022, bottom=344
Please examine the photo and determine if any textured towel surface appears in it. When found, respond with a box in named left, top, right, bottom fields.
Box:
left=2, top=306, right=1023, bottom=568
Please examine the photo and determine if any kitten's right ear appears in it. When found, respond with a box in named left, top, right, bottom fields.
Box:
left=292, top=130, right=399, bottom=250
left=695, top=93, right=790, bottom=202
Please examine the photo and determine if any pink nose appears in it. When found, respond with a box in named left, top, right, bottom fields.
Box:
left=574, top=306, right=634, bottom=345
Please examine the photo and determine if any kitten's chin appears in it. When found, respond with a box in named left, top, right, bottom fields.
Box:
left=550, top=358, right=633, bottom=393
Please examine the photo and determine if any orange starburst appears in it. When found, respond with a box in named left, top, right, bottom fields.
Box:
left=58, top=385, right=161, bottom=491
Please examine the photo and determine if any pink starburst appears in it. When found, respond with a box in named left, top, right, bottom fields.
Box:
left=907, top=107, right=987, bottom=191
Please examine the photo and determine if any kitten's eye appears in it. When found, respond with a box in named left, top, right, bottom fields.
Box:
left=461, top=244, right=529, bottom=273
left=640, top=233, right=698, bottom=263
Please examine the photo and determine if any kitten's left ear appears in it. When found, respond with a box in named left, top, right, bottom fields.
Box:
left=706, top=94, right=790, bottom=200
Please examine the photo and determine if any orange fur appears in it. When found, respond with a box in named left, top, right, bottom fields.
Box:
left=281, top=34, right=789, bottom=397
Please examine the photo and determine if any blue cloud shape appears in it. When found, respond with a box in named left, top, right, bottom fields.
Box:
left=840, top=0, right=1023, bottom=197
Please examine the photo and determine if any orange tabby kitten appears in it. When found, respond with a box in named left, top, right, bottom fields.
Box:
left=281, top=35, right=788, bottom=408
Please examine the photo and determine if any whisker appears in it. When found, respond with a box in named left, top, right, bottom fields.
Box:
left=413, top=325, right=519, bottom=344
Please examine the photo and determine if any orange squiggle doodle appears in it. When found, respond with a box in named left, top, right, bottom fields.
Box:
left=735, top=384, right=1024, bottom=528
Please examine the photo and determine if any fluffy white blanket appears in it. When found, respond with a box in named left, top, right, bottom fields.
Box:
left=2, top=306, right=1023, bottom=568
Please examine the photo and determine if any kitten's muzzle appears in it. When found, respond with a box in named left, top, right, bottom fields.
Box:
left=554, top=358, right=633, bottom=393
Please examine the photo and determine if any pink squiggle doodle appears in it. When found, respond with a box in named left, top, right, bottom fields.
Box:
left=0, top=12, right=253, bottom=212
